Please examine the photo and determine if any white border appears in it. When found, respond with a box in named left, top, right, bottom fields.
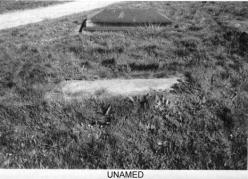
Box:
left=0, top=170, right=247, bottom=179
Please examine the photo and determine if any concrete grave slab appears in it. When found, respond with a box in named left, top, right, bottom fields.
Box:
left=81, top=8, right=172, bottom=31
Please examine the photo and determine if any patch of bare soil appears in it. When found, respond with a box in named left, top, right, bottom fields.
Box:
left=0, top=0, right=118, bottom=30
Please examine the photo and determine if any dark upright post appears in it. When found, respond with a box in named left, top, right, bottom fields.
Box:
left=79, top=18, right=87, bottom=33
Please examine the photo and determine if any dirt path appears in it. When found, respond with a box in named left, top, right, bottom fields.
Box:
left=0, top=0, right=119, bottom=30
left=46, top=77, right=181, bottom=101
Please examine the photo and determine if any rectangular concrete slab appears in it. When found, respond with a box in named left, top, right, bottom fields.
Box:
left=87, top=8, right=171, bottom=28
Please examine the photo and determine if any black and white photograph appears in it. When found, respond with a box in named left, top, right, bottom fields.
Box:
left=0, top=0, right=247, bottom=174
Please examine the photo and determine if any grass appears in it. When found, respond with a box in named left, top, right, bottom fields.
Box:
left=0, top=0, right=68, bottom=14
left=0, top=2, right=247, bottom=169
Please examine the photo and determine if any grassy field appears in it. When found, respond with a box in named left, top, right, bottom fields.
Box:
left=0, top=2, right=247, bottom=169
left=0, top=0, right=67, bottom=14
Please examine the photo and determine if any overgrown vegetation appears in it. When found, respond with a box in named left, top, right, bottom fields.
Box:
left=0, top=2, right=247, bottom=169
left=0, top=0, right=67, bottom=14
